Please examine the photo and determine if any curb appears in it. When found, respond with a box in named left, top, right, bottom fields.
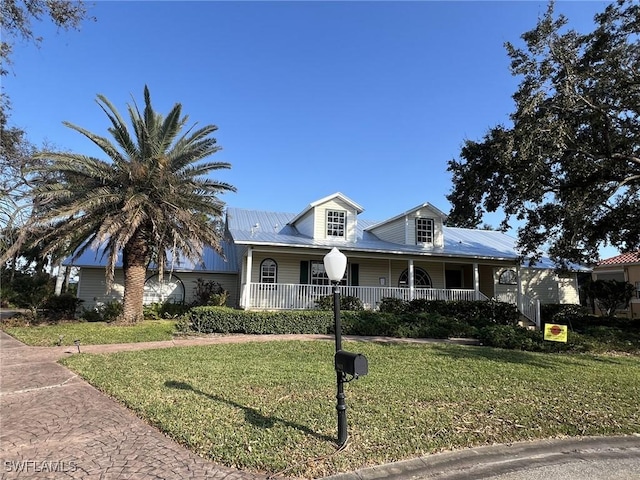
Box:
left=321, top=435, right=640, bottom=480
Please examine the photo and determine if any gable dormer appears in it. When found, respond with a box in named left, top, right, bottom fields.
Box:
left=288, top=192, right=364, bottom=242
left=366, top=203, right=447, bottom=249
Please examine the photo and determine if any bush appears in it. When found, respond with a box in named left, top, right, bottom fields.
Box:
left=42, top=293, right=84, bottom=321
left=316, top=295, right=364, bottom=311
left=381, top=298, right=519, bottom=327
left=177, top=307, right=336, bottom=334
left=80, top=301, right=123, bottom=323
left=192, top=279, right=229, bottom=307
left=378, top=297, right=407, bottom=314
left=143, top=302, right=190, bottom=320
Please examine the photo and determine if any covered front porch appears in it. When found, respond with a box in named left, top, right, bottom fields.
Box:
left=237, top=245, right=541, bottom=327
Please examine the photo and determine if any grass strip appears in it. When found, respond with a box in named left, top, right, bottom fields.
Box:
left=2, top=320, right=177, bottom=346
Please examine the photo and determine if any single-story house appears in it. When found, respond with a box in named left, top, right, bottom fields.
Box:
left=68, top=193, right=590, bottom=328
left=591, top=251, right=640, bottom=318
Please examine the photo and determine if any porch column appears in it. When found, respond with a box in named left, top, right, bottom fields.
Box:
left=408, top=259, right=415, bottom=301
left=473, top=263, right=480, bottom=300
left=516, top=262, right=522, bottom=312
left=242, top=247, right=253, bottom=309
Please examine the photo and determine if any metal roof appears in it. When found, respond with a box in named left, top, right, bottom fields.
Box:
left=63, top=239, right=239, bottom=273
left=226, top=207, right=588, bottom=269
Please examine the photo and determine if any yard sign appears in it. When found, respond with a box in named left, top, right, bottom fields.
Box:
left=544, top=323, right=568, bottom=343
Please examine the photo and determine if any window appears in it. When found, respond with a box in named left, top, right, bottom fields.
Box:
left=143, top=273, right=185, bottom=304
left=398, top=268, right=432, bottom=288
left=416, top=218, right=434, bottom=244
left=310, top=260, right=347, bottom=285
left=327, top=210, right=346, bottom=238
left=260, top=259, right=277, bottom=284
left=498, top=269, right=518, bottom=285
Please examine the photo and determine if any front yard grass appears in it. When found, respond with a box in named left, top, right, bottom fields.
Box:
left=2, top=320, right=177, bottom=346
left=60, top=340, right=640, bottom=478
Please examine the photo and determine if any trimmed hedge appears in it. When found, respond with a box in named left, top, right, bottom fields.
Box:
left=178, top=307, right=480, bottom=339
left=177, top=307, right=336, bottom=334
left=380, top=298, right=519, bottom=327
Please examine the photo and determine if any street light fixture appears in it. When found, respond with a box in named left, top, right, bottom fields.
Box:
left=323, top=247, right=368, bottom=447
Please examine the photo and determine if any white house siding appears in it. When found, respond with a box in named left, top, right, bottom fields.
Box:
left=295, top=210, right=315, bottom=238
left=311, top=198, right=359, bottom=242
left=479, top=265, right=495, bottom=298
left=369, top=207, right=444, bottom=248
left=369, top=219, right=406, bottom=244
left=389, top=260, right=446, bottom=288
left=172, top=272, right=239, bottom=307
left=494, top=267, right=580, bottom=305
left=355, top=258, right=393, bottom=286
left=250, top=253, right=304, bottom=284
left=77, top=268, right=125, bottom=311
left=78, top=268, right=239, bottom=311
left=404, top=207, right=444, bottom=248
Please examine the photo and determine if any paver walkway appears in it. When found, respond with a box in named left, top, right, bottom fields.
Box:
left=0, top=331, right=278, bottom=480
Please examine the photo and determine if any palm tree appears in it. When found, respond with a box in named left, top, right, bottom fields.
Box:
left=27, top=86, right=236, bottom=323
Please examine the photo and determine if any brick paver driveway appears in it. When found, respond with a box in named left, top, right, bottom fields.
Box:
left=0, top=331, right=268, bottom=480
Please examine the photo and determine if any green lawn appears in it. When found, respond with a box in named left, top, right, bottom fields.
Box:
left=60, top=341, right=640, bottom=478
left=2, top=320, right=177, bottom=346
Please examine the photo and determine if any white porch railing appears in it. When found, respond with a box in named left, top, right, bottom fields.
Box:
left=245, top=283, right=487, bottom=311
left=244, top=283, right=540, bottom=327
left=494, top=292, right=541, bottom=328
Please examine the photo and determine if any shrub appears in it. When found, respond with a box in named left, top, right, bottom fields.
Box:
left=42, top=293, right=84, bottom=321
left=80, top=300, right=123, bottom=323
left=378, top=297, right=407, bottom=314
left=177, top=307, right=335, bottom=335
left=144, top=302, right=190, bottom=320
left=478, top=325, right=538, bottom=350
left=540, top=304, right=586, bottom=327
left=403, top=299, right=519, bottom=327
left=192, top=279, right=229, bottom=307
left=316, top=295, right=364, bottom=311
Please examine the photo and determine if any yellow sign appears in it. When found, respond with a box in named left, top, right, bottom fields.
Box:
left=544, top=323, right=568, bottom=343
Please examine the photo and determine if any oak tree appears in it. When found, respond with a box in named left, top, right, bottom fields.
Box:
left=447, top=0, right=640, bottom=266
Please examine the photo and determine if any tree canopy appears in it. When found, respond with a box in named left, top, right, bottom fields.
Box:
left=19, top=86, right=236, bottom=323
left=446, top=0, right=640, bottom=266
left=1, top=0, right=93, bottom=265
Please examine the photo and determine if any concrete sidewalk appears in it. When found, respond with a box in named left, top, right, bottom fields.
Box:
left=1, top=330, right=639, bottom=479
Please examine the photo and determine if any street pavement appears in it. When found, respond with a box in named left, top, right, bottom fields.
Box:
left=1, top=325, right=639, bottom=479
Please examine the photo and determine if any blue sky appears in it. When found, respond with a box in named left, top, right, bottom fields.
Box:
left=4, top=0, right=614, bottom=252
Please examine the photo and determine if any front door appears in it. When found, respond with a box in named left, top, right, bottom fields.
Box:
left=445, top=270, right=463, bottom=289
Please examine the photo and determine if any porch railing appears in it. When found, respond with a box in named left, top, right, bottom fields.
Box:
left=245, top=283, right=486, bottom=311
left=494, top=292, right=541, bottom=328
left=244, top=282, right=540, bottom=327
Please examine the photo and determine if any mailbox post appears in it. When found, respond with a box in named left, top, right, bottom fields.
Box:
left=324, top=247, right=368, bottom=447
left=324, top=248, right=349, bottom=446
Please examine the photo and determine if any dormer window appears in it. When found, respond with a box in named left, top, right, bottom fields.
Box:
left=416, top=218, right=434, bottom=245
left=327, top=210, right=346, bottom=238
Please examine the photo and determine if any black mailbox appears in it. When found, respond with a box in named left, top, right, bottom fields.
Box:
left=335, top=350, right=368, bottom=377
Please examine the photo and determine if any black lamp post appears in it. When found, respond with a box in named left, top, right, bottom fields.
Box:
left=323, top=247, right=349, bottom=446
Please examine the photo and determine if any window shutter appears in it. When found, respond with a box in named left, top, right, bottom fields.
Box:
left=300, top=261, right=309, bottom=284
left=350, top=263, right=359, bottom=286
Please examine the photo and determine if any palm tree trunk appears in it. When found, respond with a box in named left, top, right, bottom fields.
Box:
left=121, top=232, right=149, bottom=323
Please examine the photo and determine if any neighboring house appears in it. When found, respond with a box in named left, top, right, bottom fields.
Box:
left=592, top=252, right=640, bottom=318
left=67, top=193, right=589, bottom=328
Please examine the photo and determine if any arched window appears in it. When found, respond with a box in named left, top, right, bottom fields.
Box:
left=498, top=269, right=518, bottom=285
left=260, top=259, right=278, bottom=284
left=143, top=273, right=185, bottom=304
left=398, top=267, right=432, bottom=288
